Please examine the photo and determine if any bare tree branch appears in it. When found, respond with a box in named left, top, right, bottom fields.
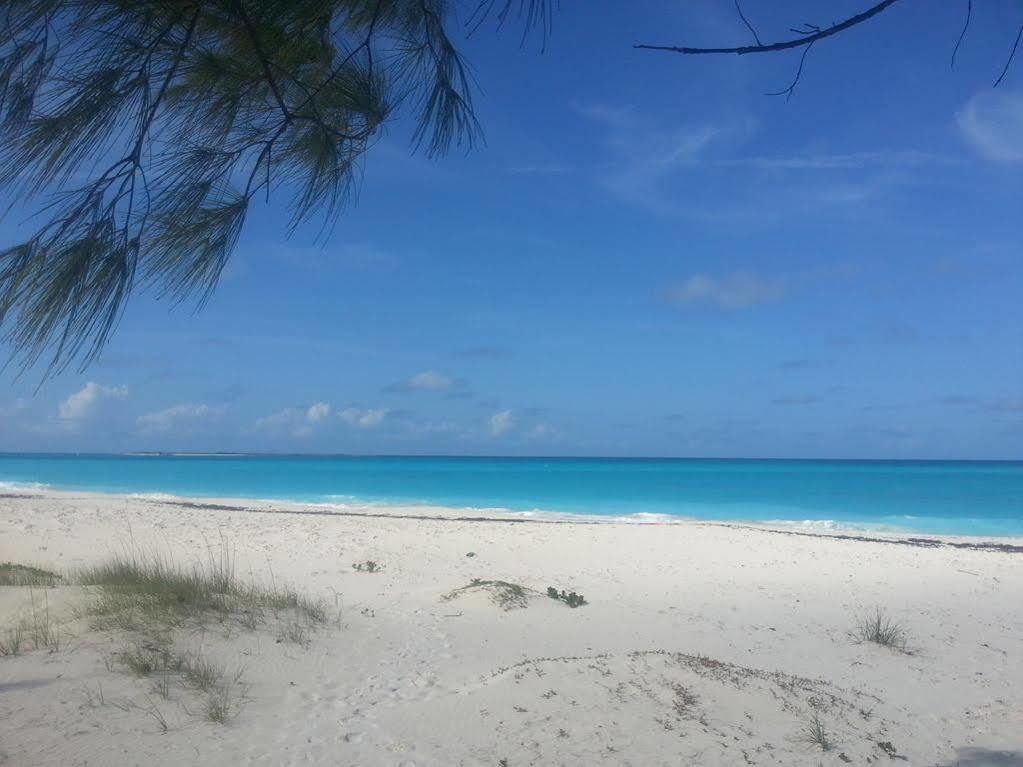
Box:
left=634, top=0, right=902, bottom=56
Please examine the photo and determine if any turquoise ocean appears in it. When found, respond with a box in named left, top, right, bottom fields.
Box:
left=1, top=454, right=1021, bottom=536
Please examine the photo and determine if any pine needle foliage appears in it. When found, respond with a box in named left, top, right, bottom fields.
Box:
left=0, top=0, right=551, bottom=375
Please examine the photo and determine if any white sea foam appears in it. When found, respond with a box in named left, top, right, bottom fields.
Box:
left=754, top=518, right=910, bottom=534
left=0, top=480, right=51, bottom=491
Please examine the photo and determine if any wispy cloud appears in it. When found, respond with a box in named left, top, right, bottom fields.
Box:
left=720, top=149, right=958, bottom=171
left=666, top=272, right=786, bottom=309
left=305, top=402, right=332, bottom=423
left=988, top=398, right=1023, bottom=413
left=957, top=91, right=1023, bottom=164
left=526, top=422, right=561, bottom=441
left=58, top=382, right=127, bottom=422
left=506, top=163, right=573, bottom=175
left=454, top=346, right=511, bottom=359
left=939, top=394, right=980, bottom=406
left=489, top=409, right=514, bottom=437
left=0, top=398, right=27, bottom=418
left=383, top=370, right=465, bottom=394
left=136, top=403, right=226, bottom=434
left=339, top=407, right=390, bottom=428
left=255, top=402, right=332, bottom=436
left=575, top=102, right=729, bottom=211
left=771, top=395, right=821, bottom=406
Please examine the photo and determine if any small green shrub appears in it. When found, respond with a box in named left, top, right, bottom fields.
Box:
left=352, top=561, right=380, bottom=573
left=546, top=587, right=586, bottom=608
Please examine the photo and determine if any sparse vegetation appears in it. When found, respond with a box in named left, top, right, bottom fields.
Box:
left=203, top=685, right=237, bottom=725
left=0, top=624, right=24, bottom=656
left=444, top=579, right=531, bottom=610
left=546, top=586, right=587, bottom=608
left=78, top=540, right=326, bottom=633
left=276, top=621, right=309, bottom=646
left=115, top=643, right=183, bottom=677
left=802, top=711, right=833, bottom=751
left=671, top=684, right=699, bottom=718
left=854, top=608, right=909, bottom=652
left=0, top=589, right=62, bottom=654
left=352, top=560, right=380, bottom=573
left=0, top=562, right=62, bottom=587
left=182, top=653, right=224, bottom=692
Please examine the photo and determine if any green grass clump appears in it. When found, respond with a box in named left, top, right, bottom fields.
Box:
left=0, top=562, right=61, bottom=587
left=204, top=685, right=236, bottom=724
left=78, top=541, right=326, bottom=632
left=853, top=608, right=909, bottom=652
left=802, top=711, right=833, bottom=751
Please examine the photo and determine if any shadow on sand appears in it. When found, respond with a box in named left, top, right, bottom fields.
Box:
left=942, top=749, right=1023, bottom=767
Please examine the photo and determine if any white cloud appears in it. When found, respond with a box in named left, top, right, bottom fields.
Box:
left=957, top=91, right=1023, bottom=163
left=666, top=272, right=785, bottom=309
left=489, top=409, right=514, bottom=437
left=255, top=402, right=334, bottom=436
left=339, top=407, right=389, bottom=428
left=136, top=403, right=226, bottom=434
left=58, top=382, right=127, bottom=421
left=306, top=402, right=332, bottom=423
left=384, top=370, right=461, bottom=393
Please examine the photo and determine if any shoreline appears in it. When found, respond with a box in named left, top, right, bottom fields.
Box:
left=4, top=485, right=1023, bottom=552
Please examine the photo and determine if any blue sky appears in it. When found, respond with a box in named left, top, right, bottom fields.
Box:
left=1, top=0, right=1021, bottom=459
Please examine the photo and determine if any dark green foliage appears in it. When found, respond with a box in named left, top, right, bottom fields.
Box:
left=0, top=1, right=550, bottom=374
left=546, top=586, right=586, bottom=608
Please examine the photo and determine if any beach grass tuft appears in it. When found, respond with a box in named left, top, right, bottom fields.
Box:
left=853, top=608, right=909, bottom=652
left=77, top=538, right=326, bottom=632
left=802, top=711, right=833, bottom=751
left=0, top=562, right=62, bottom=587
left=203, top=684, right=237, bottom=724
left=1, top=589, right=63, bottom=654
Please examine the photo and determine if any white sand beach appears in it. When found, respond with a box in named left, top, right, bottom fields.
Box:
left=2, top=489, right=1022, bottom=766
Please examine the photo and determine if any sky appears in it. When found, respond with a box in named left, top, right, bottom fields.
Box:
left=1, top=0, right=1021, bottom=459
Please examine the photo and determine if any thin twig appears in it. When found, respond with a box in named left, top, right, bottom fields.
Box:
left=994, top=20, right=1023, bottom=87
left=734, top=0, right=762, bottom=46
left=766, top=40, right=814, bottom=100
left=951, top=0, right=971, bottom=71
